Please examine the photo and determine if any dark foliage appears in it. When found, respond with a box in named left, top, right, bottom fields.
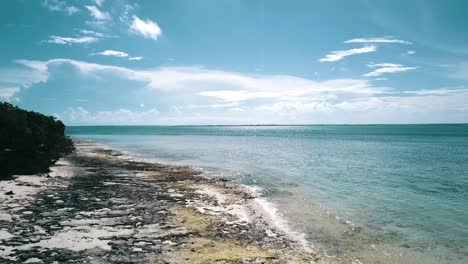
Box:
left=0, top=102, right=75, bottom=180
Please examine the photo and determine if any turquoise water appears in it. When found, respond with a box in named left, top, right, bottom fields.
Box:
left=67, top=125, right=468, bottom=263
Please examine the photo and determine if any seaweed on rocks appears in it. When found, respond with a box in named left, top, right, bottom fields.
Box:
left=0, top=140, right=325, bottom=263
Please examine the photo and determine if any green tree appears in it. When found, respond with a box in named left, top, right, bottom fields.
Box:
left=0, top=103, right=74, bottom=179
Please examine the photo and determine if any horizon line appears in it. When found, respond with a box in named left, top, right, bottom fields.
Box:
left=66, top=123, right=468, bottom=127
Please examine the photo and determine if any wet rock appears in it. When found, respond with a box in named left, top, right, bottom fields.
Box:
left=0, top=141, right=319, bottom=264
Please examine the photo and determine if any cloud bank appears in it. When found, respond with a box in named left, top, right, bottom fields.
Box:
left=7, top=58, right=468, bottom=124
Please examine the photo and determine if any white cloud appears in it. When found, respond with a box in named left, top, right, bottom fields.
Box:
left=59, top=89, right=468, bottom=125
left=319, top=46, right=377, bottom=62
left=94, top=50, right=129, bottom=58
left=61, top=107, right=160, bottom=125
left=15, top=60, right=48, bottom=73
left=199, top=90, right=283, bottom=102
left=47, top=36, right=98, bottom=45
left=43, top=59, right=144, bottom=81
left=0, top=87, right=20, bottom=100
left=10, top=58, right=468, bottom=124
left=407, top=50, right=416, bottom=55
left=369, top=63, right=402, bottom=68
left=85, top=5, right=111, bottom=20
left=65, top=6, right=79, bottom=15
left=42, top=0, right=79, bottom=15
left=0, top=60, right=49, bottom=89
left=129, top=16, right=162, bottom=40
left=147, top=67, right=388, bottom=100
left=403, top=87, right=468, bottom=95
left=91, top=51, right=142, bottom=60
left=335, top=91, right=468, bottom=113
left=119, top=3, right=137, bottom=24
left=80, top=29, right=102, bottom=37
left=256, top=101, right=332, bottom=114
left=364, top=63, right=418, bottom=77
left=85, top=20, right=110, bottom=31
left=94, top=0, right=105, bottom=7
left=252, top=89, right=468, bottom=124
left=14, top=59, right=388, bottom=96
left=189, top=102, right=240, bottom=109
left=229, top=107, right=246, bottom=112
left=79, top=29, right=111, bottom=38
left=345, top=37, right=412, bottom=45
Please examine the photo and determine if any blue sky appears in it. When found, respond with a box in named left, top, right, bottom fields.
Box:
left=1, top=0, right=467, bottom=125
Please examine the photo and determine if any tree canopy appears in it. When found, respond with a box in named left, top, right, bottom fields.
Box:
left=0, top=102, right=74, bottom=179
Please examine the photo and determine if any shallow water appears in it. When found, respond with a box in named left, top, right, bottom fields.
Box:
left=68, top=125, right=468, bottom=263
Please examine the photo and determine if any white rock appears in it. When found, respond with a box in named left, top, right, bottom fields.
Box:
left=25, top=257, right=43, bottom=263
left=0, top=230, right=13, bottom=240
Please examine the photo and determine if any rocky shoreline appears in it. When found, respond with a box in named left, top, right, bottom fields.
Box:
left=0, top=140, right=328, bottom=263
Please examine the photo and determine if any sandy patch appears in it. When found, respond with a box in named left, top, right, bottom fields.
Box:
left=0, top=213, right=14, bottom=222
left=19, top=225, right=134, bottom=251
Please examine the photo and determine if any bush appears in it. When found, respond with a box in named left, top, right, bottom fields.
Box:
left=0, top=102, right=75, bottom=179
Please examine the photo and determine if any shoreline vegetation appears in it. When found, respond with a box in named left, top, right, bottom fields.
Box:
left=0, top=140, right=331, bottom=263
left=0, top=103, right=74, bottom=180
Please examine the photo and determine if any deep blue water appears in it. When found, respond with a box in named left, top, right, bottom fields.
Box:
left=67, top=125, right=468, bottom=263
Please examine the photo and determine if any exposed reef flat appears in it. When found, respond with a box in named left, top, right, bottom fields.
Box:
left=0, top=140, right=329, bottom=263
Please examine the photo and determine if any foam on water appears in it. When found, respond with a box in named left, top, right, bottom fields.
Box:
left=253, top=197, right=312, bottom=252
left=229, top=184, right=312, bottom=252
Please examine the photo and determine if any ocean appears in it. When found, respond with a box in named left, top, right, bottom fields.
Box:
left=67, top=125, right=468, bottom=263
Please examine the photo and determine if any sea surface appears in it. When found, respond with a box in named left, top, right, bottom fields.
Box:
left=67, top=125, right=468, bottom=263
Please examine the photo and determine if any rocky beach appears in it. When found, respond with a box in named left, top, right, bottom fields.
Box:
left=0, top=140, right=327, bottom=263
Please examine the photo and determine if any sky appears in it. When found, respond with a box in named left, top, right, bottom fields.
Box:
left=1, top=0, right=467, bottom=125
